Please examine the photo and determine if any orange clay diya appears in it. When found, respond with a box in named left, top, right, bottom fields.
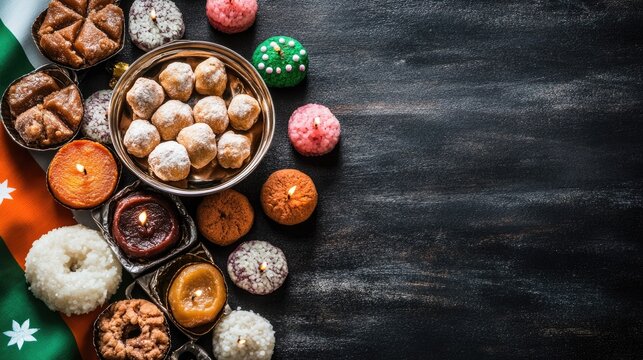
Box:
left=47, top=139, right=119, bottom=209
left=168, top=263, right=227, bottom=329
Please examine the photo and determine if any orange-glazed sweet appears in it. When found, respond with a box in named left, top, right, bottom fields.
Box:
left=260, top=169, right=318, bottom=225
left=168, top=263, right=227, bottom=329
left=47, top=139, right=119, bottom=209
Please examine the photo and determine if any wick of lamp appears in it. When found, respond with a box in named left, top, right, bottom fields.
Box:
left=287, top=185, right=297, bottom=200
left=75, top=163, right=87, bottom=175
left=138, top=211, right=147, bottom=226
left=313, top=117, right=321, bottom=129
left=150, top=8, right=157, bottom=21
left=259, top=262, right=268, bottom=272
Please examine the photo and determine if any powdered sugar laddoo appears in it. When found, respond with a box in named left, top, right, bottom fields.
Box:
left=124, top=119, right=161, bottom=157
left=25, top=224, right=122, bottom=316
left=148, top=141, right=191, bottom=181
left=193, top=96, right=229, bottom=134
left=217, top=131, right=250, bottom=169
left=129, top=0, right=185, bottom=52
left=227, top=240, right=288, bottom=295
left=81, top=90, right=112, bottom=144
left=159, top=62, right=194, bottom=102
left=126, top=77, right=165, bottom=119
left=195, top=57, right=227, bottom=96
left=176, top=123, right=218, bottom=169
left=206, top=0, right=258, bottom=34
left=151, top=100, right=193, bottom=140
left=288, top=103, right=340, bottom=156
left=228, top=94, right=260, bottom=131
left=213, top=309, right=275, bottom=360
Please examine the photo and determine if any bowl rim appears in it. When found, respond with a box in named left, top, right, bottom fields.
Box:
left=109, top=40, right=275, bottom=197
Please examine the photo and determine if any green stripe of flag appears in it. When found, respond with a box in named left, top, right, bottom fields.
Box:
left=0, top=238, right=82, bottom=360
left=0, top=19, right=34, bottom=95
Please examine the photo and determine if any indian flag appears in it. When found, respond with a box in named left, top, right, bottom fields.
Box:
left=0, top=2, right=121, bottom=359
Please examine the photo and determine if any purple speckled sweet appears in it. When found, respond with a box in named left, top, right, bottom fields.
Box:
left=288, top=103, right=341, bottom=156
left=81, top=90, right=112, bottom=144
left=128, top=0, right=185, bottom=52
left=227, top=240, right=288, bottom=295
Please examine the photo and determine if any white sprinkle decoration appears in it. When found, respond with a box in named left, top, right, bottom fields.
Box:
left=278, top=37, right=285, bottom=44
left=262, top=54, right=269, bottom=61
left=288, top=40, right=295, bottom=47
left=299, top=64, right=306, bottom=72
left=269, top=41, right=277, bottom=47
left=258, top=63, right=265, bottom=70
left=266, top=67, right=273, bottom=74
left=293, top=54, right=300, bottom=62
left=300, top=49, right=306, bottom=55
left=276, top=67, right=282, bottom=74
left=285, top=64, right=292, bottom=72
left=260, top=46, right=267, bottom=52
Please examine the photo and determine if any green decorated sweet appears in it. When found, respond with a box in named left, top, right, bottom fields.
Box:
left=252, top=36, right=308, bottom=88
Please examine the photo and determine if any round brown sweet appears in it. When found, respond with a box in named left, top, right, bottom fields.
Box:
left=217, top=131, right=250, bottom=169
left=193, top=96, right=228, bottom=134
left=194, top=57, right=227, bottom=96
left=151, top=100, right=193, bottom=140
left=96, top=299, right=170, bottom=360
left=126, top=78, right=164, bottom=119
left=260, top=169, right=318, bottom=225
left=159, top=62, right=194, bottom=102
left=148, top=141, right=191, bottom=181
left=228, top=94, right=260, bottom=131
left=123, top=119, right=161, bottom=158
left=197, top=189, right=254, bottom=246
left=176, top=123, right=217, bottom=169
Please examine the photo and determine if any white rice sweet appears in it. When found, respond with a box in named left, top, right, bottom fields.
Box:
left=25, top=225, right=122, bottom=316
left=213, top=309, right=275, bottom=360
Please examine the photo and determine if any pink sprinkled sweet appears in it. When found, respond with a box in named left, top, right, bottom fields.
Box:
left=288, top=104, right=341, bottom=156
left=206, top=0, right=258, bottom=34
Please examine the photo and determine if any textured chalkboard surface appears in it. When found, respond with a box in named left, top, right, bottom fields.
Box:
left=73, top=0, right=643, bottom=358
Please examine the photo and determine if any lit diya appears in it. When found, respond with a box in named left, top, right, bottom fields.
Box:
left=260, top=169, right=318, bottom=225
left=111, top=192, right=180, bottom=259
left=47, top=140, right=119, bottom=209
left=227, top=240, right=288, bottom=295
left=168, top=262, right=227, bottom=328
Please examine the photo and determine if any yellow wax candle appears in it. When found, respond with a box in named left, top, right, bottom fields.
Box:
left=168, top=263, right=227, bottom=328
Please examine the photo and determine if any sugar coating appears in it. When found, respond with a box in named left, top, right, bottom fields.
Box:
left=81, top=90, right=112, bottom=144
left=128, top=0, right=185, bottom=52
left=195, top=57, right=227, bottom=96
left=227, top=240, right=288, bottom=295
left=193, top=96, right=229, bottom=134
left=217, top=131, right=250, bottom=169
left=126, top=77, right=165, bottom=119
left=288, top=103, right=340, bottom=156
left=25, top=224, right=122, bottom=316
left=212, top=309, right=275, bottom=360
left=159, top=62, right=194, bottom=102
left=124, top=119, right=161, bottom=158
left=148, top=141, right=191, bottom=181
left=228, top=94, right=260, bottom=131
left=151, top=100, right=193, bottom=140
left=206, top=0, right=258, bottom=34
left=176, top=123, right=217, bottom=169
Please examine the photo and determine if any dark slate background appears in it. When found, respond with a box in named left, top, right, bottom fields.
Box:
left=75, top=0, right=643, bottom=359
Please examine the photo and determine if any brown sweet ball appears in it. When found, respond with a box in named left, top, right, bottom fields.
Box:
left=176, top=123, right=217, bottom=169
left=197, top=189, right=254, bottom=246
left=159, top=62, right=194, bottom=102
left=227, top=94, right=261, bottom=131
left=260, top=169, right=318, bottom=225
left=151, top=100, right=194, bottom=140
left=194, top=57, right=227, bottom=96
left=126, top=77, right=165, bottom=119
left=192, top=96, right=228, bottom=134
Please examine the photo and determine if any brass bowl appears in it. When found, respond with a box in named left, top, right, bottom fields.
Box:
left=109, top=41, right=275, bottom=197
